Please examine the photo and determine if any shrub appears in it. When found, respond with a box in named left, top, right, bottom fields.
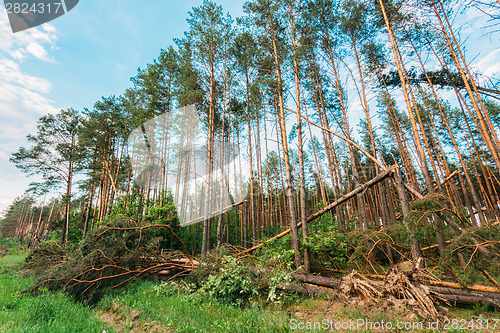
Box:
left=199, top=256, right=259, bottom=306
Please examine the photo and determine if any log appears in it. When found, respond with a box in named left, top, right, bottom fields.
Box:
left=236, top=165, right=397, bottom=256
left=349, top=270, right=500, bottom=294
left=482, top=270, right=500, bottom=290
left=426, top=285, right=500, bottom=308
left=253, top=267, right=341, bottom=289
left=429, top=280, right=500, bottom=294
left=254, top=267, right=500, bottom=309
left=280, top=282, right=336, bottom=297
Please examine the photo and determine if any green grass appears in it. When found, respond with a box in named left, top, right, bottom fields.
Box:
left=0, top=252, right=25, bottom=268
left=100, top=280, right=292, bottom=332
left=0, top=251, right=293, bottom=332
left=0, top=253, right=113, bottom=333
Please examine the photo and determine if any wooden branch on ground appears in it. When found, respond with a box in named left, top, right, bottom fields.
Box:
left=236, top=165, right=397, bottom=256
left=421, top=240, right=453, bottom=251
left=356, top=272, right=500, bottom=294
left=253, top=267, right=500, bottom=308
left=482, top=270, right=500, bottom=289
left=280, top=282, right=336, bottom=297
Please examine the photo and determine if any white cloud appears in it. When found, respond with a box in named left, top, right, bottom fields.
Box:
left=0, top=11, right=58, bottom=63
left=475, top=48, right=500, bottom=78
left=26, top=42, right=50, bottom=61
left=0, top=11, right=60, bottom=213
left=0, top=59, right=52, bottom=93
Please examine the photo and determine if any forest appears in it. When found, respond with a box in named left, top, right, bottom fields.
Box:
left=1, top=0, right=500, bottom=331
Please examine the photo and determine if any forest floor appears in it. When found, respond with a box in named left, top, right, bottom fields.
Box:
left=1, top=250, right=499, bottom=332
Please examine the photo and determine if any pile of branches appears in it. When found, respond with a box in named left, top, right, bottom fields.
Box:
left=337, top=265, right=447, bottom=321
left=318, top=194, right=500, bottom=287
left=26, top=216, right=195, bottom=304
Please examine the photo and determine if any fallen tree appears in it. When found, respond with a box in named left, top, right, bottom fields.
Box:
left=252, top=266, right=500, bottom=310
left=27, top=217, right=196, bottom=304
left=237, top=165, right=397, bottom=256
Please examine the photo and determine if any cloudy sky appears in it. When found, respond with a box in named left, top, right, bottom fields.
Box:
left=0, top=1, right=498, bottom=215
left=0, top=0, right=245, bottom=214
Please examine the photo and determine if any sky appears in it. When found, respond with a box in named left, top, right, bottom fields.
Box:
left=0, top=0, right=245, bottom=215
left=0, top=1, right=499, bottom=215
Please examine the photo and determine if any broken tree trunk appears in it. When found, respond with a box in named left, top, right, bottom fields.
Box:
left=421, top=170, right=459, bottom=194
left=253, top=267, right=500, bottom=309
left=236, top=165, right=397, bottom=256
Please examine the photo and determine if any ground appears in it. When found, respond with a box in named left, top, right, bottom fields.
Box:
left=1, top=251, right=499, bottom=332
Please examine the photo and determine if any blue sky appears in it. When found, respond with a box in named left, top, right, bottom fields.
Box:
left=0, top=0, right=245, bottom=213
left=0, top=1, right=499, bottom=214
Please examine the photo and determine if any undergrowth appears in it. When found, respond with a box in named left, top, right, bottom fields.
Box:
left=100, top=279, right=291, bottom=333
left=0, top=252, right=112, bottom=333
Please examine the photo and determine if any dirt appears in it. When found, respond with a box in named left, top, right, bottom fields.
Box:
left=97, top=302, right=171, bottom=333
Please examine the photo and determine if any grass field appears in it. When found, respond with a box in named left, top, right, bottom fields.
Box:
left=0, top=251, right=291, bottom=332
left=0, top=252, right=112, bottom=333
left=1, top=248, right=498, bottom=332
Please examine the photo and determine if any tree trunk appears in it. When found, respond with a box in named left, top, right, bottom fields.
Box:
left=267, top=5, right=301, bottom=268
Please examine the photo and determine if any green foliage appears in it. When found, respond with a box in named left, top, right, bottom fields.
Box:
left=266, top=258, right=294, bottom=305
left=105, top=192, right=147, bottom=221
left=441, top=223, right=500, bottom=284
left=23, top=241, right=66, bottom=274
left=0, top=238, right=19, bottom=253
left=192, top=253, right=297, bottom=307
left=199, top=256, right=259, bottom=306
left=405, top=194, right=467, bottom=231
left=103, top=192, right=185, bottom=251
left=306, top=232, right=349, bottom=269
left=10, top=109, right=83, bottom=194
left=472, top=302, right=489, bottom=313
left=254, top=234, right=300, bottom=267
left=27, top=215, right=183, bottom=304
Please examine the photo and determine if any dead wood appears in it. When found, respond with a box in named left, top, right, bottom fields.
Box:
left=339, top=271, right=382, bottom=305
left=279, top=282, right=336, bottom=297
left=96, top=224, right=194, bottom=266
left=236, top=165, right=397, bottom=256
left=482, top=270, right=500, bottom=289
left=27, top=220, right=198, bottom=304
left=383, top=262, right=443, bottom=320
left=254, top=266, right=500, bottom=310
left=421, top=240, right=453, bottom=251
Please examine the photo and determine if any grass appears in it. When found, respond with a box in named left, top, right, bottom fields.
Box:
left=99, top=280, right=292, bottom=332
left=2, top=246, right=497, bottom=332
left=0, top=251, right=25, bottom=271
left=0, top=252, right=113, bottom=333
left=0, top=250, right=292, bottom=332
